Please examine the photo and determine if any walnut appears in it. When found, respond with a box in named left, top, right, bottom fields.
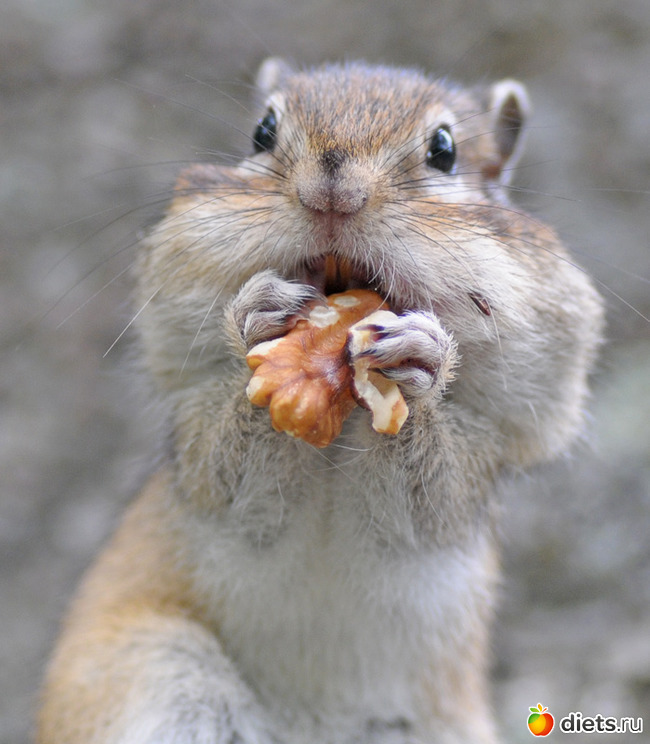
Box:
left=347, top=310, right=409, bottom=435
left=245, top=289, right=408, bottom=447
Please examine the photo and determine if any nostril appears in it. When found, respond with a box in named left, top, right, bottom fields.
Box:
left=331, top=187, right=368, bottom=215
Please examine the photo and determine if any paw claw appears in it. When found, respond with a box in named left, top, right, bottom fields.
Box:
left=349, top=311, right=457, bottom=398
left=229, top=270, right=321, bottom=349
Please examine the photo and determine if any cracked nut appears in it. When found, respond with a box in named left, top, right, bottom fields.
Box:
left=245, top=289, right=409, bottom=447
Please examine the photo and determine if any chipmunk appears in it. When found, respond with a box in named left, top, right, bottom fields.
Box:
left=36, top=58, right=604, bottom=744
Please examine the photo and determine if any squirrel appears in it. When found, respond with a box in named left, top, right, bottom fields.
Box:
left=36, top=59, right=604, bottom=744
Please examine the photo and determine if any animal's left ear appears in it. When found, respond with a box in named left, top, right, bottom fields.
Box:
left=485, top=79, right=530, bottom=183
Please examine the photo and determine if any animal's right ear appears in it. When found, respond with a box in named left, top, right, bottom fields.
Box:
left=255, top=57, right=294, bottom=94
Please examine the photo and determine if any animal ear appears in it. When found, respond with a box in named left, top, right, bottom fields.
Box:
left=255, top=57, right=294, bottom=94
left=486, top=79, right=530, bottom=183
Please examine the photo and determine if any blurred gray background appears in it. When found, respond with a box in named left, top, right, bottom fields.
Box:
left=1, top=0, right=649, bottom=742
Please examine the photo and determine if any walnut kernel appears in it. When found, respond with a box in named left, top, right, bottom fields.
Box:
left=246, top=289, right=408, bottom=447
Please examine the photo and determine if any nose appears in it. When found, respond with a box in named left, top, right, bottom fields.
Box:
left=296, top=150, right=370, bottom=215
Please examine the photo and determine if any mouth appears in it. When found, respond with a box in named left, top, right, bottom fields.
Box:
left=295, top=254, right=401, bottom=311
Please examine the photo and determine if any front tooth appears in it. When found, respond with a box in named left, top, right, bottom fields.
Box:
left=338, top=257, right=353, bottom=285
left=325, top=255, right=338, bottom=288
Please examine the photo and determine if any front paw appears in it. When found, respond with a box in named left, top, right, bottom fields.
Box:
left=225, top=270, right=321, bottom=352
left=351, top=311, right=458, bottom=398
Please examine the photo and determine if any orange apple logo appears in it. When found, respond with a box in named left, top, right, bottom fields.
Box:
left=528, top=703, right=554, bottom=736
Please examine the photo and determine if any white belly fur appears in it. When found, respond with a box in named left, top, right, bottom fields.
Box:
left=185, top=487, right=495, bottom=733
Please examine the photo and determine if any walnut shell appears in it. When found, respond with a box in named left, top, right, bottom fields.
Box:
left=246, top=289, right=408, bottom=447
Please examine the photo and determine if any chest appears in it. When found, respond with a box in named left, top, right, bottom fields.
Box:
left=187, top=493, right=494, bottom=725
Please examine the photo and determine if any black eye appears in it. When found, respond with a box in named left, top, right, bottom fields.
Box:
left=426, top=125, right=456, bottom=173
left=253, top=109, right=277, bottom=153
